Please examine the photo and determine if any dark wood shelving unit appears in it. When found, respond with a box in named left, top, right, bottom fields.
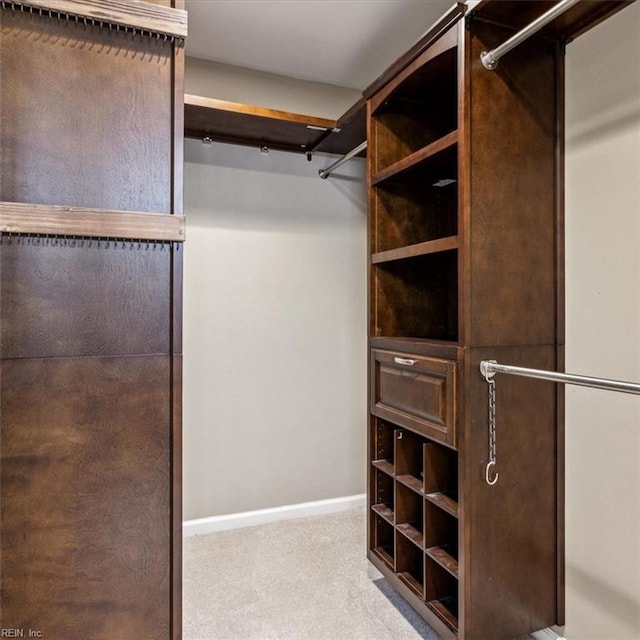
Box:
left=362, top=0, right=613, bottom=636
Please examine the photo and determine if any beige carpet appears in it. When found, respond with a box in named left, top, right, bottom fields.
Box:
left=183, top=506, right=535, bottom=640
left=183, top=506, right=442, bottom=640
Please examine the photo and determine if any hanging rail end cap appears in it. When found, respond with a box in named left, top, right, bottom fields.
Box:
left=480, top=51, right=498, bottom=70
left=480, top=360, right=497, bottom=380
left=318, top=169, right=328, bottom=179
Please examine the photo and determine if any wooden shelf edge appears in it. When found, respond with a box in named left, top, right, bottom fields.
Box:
left=372, top=130, right=458, bottom=185
left=398, top=571, right=424, bottom=598
left=369, top=337, right=462, bottom=360
left=371, top=546, right=394, bottom=570
left=426, top=599, right=459, bottom=634
left=0, top=201, right=185, bottom=242
left=371, top=503, right=395, bottom=525
left=372, top=459, right=395, bottom=477
left=425, top=492, right=459, bottom=518
left=396, top=474, right=423, bottom=495
left=185, top=94, right=336, bottom=129
left=18, top=0, right=188, bottom=39
left=372, top=235, right=458, bottom=265
left=396, top=523, right=425, bottom=549
left=426, top=546, right=459, bottom=579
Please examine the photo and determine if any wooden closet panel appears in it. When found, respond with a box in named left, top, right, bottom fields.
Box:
left=461, top=345, right=558, bottom=640
left=0, top=9, right=172, bottom=213
left=0, top=355, right=171, bottom=639
left=465, top=22, right=558, bottom=348
left=0, top=239, right=171, bottom=359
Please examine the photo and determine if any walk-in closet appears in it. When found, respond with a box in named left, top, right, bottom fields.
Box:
left=1, top=1, right=638, bottom=639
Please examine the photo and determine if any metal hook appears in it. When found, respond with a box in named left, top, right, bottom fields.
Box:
left=485, top=460, right=499, bottom=486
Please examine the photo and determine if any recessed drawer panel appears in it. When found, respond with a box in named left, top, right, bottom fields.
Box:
left=371, top=349, right=457, bottom=448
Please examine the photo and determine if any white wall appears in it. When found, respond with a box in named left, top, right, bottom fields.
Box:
left=564, top=4, right=640, bottom=639
left=186, top=57, right=361, bottom=119
left=182, top=139, right=367, bottom=520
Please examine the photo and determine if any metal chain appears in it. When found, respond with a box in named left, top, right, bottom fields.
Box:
left=485, top=376, right=499, bottom=485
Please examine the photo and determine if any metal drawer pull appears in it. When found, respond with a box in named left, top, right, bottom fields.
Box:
left=394, top=357, right=417, bottom=366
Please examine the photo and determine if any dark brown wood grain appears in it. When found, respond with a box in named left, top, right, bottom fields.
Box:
left=460, top=345, right=558, bottom=640
left=373, top=178, right=457, bottom=253
left=0, top=239, right=171, bottom=359
left=0, top=355, right=171, bottom=638
left=465, top=21, right=558, bottom=348
left=373, top=252, right=458, bottom=341
left=1, top=5, right=183, bottom=637
left=0, top=9, right=173, bottom=212
left=371, top=348, right=457, bottom=448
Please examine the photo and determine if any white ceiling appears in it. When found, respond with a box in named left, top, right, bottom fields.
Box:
left=185, top=0, right=452, bottom=90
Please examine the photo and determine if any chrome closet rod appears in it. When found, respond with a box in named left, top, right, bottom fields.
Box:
left=318, top=140, right=367, bottom=179
left=480, top=360, right=640, bottom=395
left=480, top=0, right=581, bottom=70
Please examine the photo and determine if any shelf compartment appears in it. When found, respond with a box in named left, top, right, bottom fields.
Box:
left=395, top=429, right=424, bottom=493
left=371, top=47, right=458, bottom=173
left=425, top=502, right=458, bottom=576
left=373, top=251, right=458, bottom=342
left=424, top=442, right=458, bottom=492
left=372, top=459, right=394, bottom=477
left=425, top=556, right=458, bottom=632
left=396, top=534, right=425, bottom=598
left=371, top=503, right=394, bottom=524
left=372, top=131, right=457, bottom=186
left=426, top=545, right=459, bottom=579
left=426, top=595, right=459, bottom=635
left=371, top=418, right=395, bottom=474
left=425, top=492, right=459, bottom=519
left=372, top=148, right=457, bottom=254
left=396, top=483, right=424, bottom=549
left=372, top=468, right=394, bottom=524
left=371, top=513, right=395, bottom=570
left=372, top=236, right=458, bottom=265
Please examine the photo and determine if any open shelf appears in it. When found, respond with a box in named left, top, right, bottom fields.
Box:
left=372, top=419, right=395, bottom=474
left=426, top=545, right=459, bottom=579
left=373, top=468, right=395, bottom=525
left=372, top=144, right=457, bottom=254
left=184, top=94, right=366, bottom=156
left=372, top=459, right=395, bottom=477
left=396, top=483, right=424, bottom=548
left=371, top=46, right=458, bottom=173
left=372, top=236, right=458, bottom=265
left=373, top=251, right=458, bottom=340
left=425, top=492, right=459, bottom=519
left=395, top=430, right=424, bottom=494
left=426, top=595, right=459, bottom=634
left=396, top=535, right=425, bottom=598
left=372, top=131, right=457, bottom=186
left=425, top=556, right=458, bottom=632
left=372, top=514, right=395, bottom=570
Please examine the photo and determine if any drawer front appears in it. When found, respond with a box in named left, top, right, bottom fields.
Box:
left=371, top=349, right=457, bottom=448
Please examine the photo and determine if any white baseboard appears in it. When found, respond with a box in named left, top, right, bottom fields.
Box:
left=183, top=493, right=366, bottom=537
left=531, top=629, right=565, bottom=640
